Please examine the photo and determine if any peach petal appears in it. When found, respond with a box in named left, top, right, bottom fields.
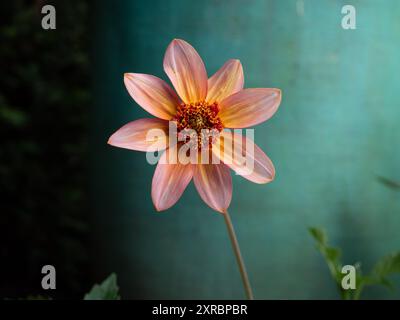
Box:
left=219, top=88, right=281, bottom=128
left=193, top=163, right=232, bottom=213
left=163, top=39, right=208, bottom=103
left=212, top=130, right=275, bottom=184
left=206, top=59, right=244, bottom=103
left=108, top=118, right=169, bottom=152
left=151, top=146, right=194, bottom=211
left=124, top=73, right=180, bottom=120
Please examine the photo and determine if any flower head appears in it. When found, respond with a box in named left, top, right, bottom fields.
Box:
left=108, top=39, right=282, bottom=213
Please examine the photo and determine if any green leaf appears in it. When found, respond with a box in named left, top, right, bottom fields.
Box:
left=308, top=227, right=342, bottom=277
left=372, top=252, right=400, bottom=276
left=368, top=252, right=400, bottom=289
left=310, top=227, right=400, bottom=299
left=308, top=227, right=327, bottom=245
left=84, top=273, right=120, bottom=300
left=325, top=247, right=341, bottom=265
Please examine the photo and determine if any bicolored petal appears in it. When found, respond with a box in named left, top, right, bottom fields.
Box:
left=124, top=73, right=180, bottom=120
left=218, top=88, right=281, bottom=128
left=206, top=59, right=244, bottom=103
left=151, top=146, right=194, bottom=211
left=212, top=130, right=275, bottom=184
left=108, top=118, right=169, bottom=152
left=193, top=163, right=232, bottom=213
left=163, top=39, right=208, bottom=104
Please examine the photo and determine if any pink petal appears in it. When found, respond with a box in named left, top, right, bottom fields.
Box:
left=163, top=39, right=208, bottom=104
left=152, top=146, right=194, bottom=211
left=206, top=59, right=244, bottom=103
left=193, top=163, right=232, bottom=213
left=124, top=73, right=180, bottom=120
left=108, top=118, right=169, bottom=152
left=218, top=88, right=281, bottom=128
left=212, top=130, right=275, bottom=184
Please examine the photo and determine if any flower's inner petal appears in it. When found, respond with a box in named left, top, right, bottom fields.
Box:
left=206, top=59, right=244, bottom=103
left=124, top=73, right=180, bottom=120
left=193, top=163, right=232, bottom=213
left=163, top=39, right=208, bottom=104
left=108, top=118, right=169, bottom=152
left=212, top=130, right=275, bottom=184
left=219, top=88, right=281, bottom=128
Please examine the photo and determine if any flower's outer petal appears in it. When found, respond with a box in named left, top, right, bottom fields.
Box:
left=108, top=118, right=169, bottom=152
left=152, top=146, right=194, bottom=211
left=212, top=130, right=275, bottom=184
left=219, top=88, right=281, bottom=128
left=206, top=59, right=244, bottom=103
left=163, top=39, right=208, bottom=103
left=124, top=73, right=180, bottom=120
left=193, top=163, right=232, bottom=213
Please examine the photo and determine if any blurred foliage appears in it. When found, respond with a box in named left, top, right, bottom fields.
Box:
left=309, top=227, right=400, bottom=299
left=377, top=176, right=400, bottom=191
left=84, top=273, right=120, bottom=300
left=0, top=0, right=90, bottom=298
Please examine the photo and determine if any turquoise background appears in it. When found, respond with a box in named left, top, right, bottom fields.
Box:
left=91, top=0, right=400, bottom=299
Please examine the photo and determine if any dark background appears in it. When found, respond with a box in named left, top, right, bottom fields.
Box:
left=0, top=0, right=90, bottom=298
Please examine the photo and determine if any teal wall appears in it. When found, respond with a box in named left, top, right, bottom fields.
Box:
left=92, top=0, right=400, bottom=299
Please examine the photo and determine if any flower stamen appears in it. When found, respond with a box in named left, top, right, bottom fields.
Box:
left=173, top=101, right=223, bottom=149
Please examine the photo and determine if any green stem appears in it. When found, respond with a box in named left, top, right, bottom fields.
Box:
left=223, top=210, right=254, bottom=300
